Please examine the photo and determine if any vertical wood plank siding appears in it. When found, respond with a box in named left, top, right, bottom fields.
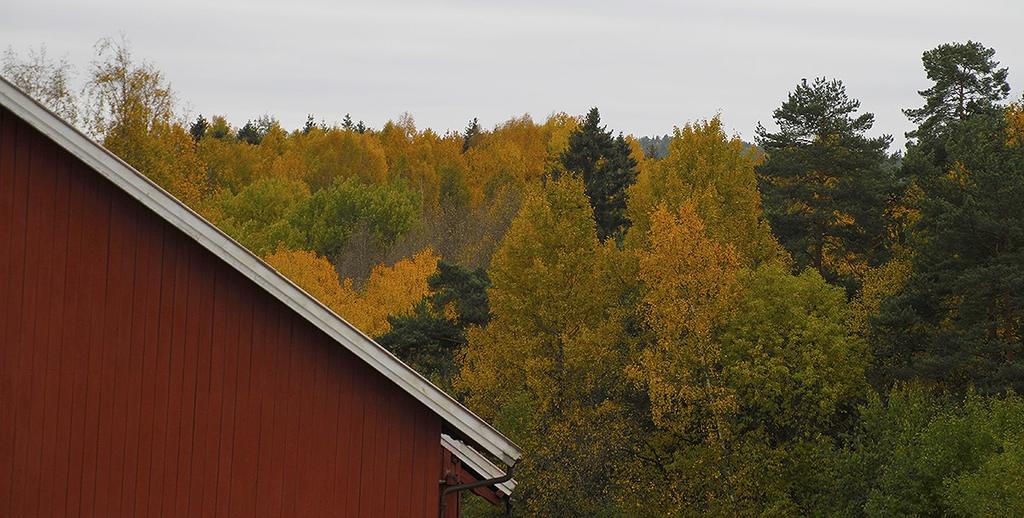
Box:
left=0, top=106, right=446, bottom=517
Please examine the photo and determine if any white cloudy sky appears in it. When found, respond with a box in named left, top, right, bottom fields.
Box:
left=4, top=0, right=1022, bottom=149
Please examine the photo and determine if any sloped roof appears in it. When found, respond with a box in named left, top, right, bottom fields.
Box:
left=0, top=76, right=522, bottom=467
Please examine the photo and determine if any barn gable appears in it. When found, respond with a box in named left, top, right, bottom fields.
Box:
left=0, top=76, right=519, bottom=516
left=0, top=77, right=519, bottom=467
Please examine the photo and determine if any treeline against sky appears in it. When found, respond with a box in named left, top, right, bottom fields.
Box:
left=5, top=37, right=1024, bottom=516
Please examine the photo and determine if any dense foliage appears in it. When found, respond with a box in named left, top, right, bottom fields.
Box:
left=5, top=37, right=1024, bottom=517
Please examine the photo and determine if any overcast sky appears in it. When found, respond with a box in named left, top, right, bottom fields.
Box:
left=4, top=0, right=1023, bottom=150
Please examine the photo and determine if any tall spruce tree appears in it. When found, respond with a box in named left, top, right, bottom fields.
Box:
left=302, top=114, right=316, bottom=134
left=560, top=107, right=638, bottom=242
left=462, top=117, right=480, bottom=152
left=189, top=114, right=208, bottom=142
left=756, top=78, right=895, bottom=293
left=874, top=43, right=1023, bottom=394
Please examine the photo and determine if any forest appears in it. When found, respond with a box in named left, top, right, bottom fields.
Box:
left=4, top=38, right=1024, bottom=516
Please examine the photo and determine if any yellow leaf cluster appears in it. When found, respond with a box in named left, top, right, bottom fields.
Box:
left=851, top=249, right=914, bottom=334
left=352, top=248, right=440, bottom=335
left=457, top=177, right=626, bottom=422
left=635, top=202, right=741, bottom=440
left=626, top=116, right=784, bottom=267
left=264, top=247, right=438, bottom=337
left=1007, top=101, right=1024, bottom=147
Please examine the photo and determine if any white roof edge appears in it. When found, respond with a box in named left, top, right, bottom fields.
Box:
left=441, top=433, right=516, bottom=496
left=0, top=77, right=522, bottom=466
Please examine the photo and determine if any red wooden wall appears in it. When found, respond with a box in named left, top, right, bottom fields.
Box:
left=0, top=106, right=448, bottom=517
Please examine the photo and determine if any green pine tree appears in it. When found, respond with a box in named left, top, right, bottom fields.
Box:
left=875, top=108, right=1024, bottom=394
left=756, top=78, right=895, bottom=293
left=874, top=43, right=1023, bottom=394
left=904, top=41, right=1011, bottom=149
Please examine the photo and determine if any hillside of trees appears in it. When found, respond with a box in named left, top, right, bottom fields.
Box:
left=5, top=38, right=1024, bottom=516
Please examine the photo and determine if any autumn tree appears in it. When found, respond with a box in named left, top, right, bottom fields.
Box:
left=354, top=249, right=441, bottom=336
left=197, top=128, right=268, bottom=193
left=2, top=45, right=79, bottom=124
left=756, top=78, right=895, bottom=293
left=82, top=37, right=211, bottom=212
left=457, top=177, right=630, bottom=516
left=560, top=107, right=638, bottom=242
left=629, top=203, right=752, bottom=514
left=264, top=248, right=352, bottom=310
left=1008, top=99, right=1024, bottom=147
left=541, top=112, right=579, bottom=178
left=83, top=37, right=174, bottom=139
left=265, top=248, right=438, bottom=337
left=626, top=201, right=867, bottom=515
left=627, top=116, right=783, bottom=267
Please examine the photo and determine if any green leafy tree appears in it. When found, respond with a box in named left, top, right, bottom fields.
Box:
left=216, top=176, right=309, bottom=256
left=293, top=177, right=421, bottom=263
left=560, top=107, right=639, bottom=242
left=756, top=78, right=895, bottom=293
left=625, top=206, right=866, bottom=515
left=723, top=265, right=870, bottom=443
left=828, top=386, right=1024, bottom=517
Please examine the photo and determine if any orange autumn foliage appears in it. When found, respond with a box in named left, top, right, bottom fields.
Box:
left=264, top=247, right=438, bottom=336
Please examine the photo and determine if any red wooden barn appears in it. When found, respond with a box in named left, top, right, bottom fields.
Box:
left=0, top=77, right=521, bottom=517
